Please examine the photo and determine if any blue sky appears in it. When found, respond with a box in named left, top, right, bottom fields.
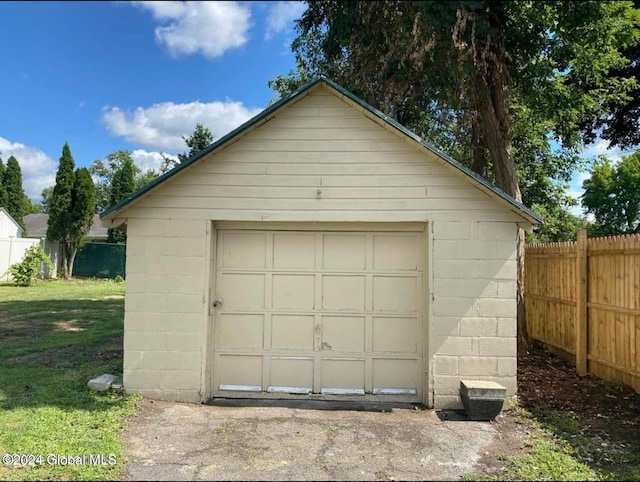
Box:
left=0, top=1, right=304, bottom=202
left=0, top=1, right=629, bottom=212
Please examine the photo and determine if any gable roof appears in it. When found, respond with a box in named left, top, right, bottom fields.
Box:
left=0, top=207, right=23, bottom=236
left=24, top=213, right=107, bottom=239
left=101, top=77, right=542, bottom=225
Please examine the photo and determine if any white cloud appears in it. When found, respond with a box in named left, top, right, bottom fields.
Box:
left=265, top=1, right=306, bottom=40
left=132, top=1, right=251, bottom=58
left=576, top=171, right=591, bottom=185
left=0, top=136, right=56, bottom=202
left=130, top=149, right=176, bottom=173
left=581, top=139, right=627, bottom=163
left=101, top=100, right=262, bottom=152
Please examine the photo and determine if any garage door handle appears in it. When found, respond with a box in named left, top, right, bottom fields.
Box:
left=212, top=299, right=223, bottom=307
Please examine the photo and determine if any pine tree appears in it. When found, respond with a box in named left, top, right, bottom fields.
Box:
left=0, top=157, right=7, bottom=208
left=107, top=155, right=135, bottom=243
left=3, top=156, right=27, bottom=231
left=178, top=123, right=214, bottom=163
left=47, top=143, right=77, bottom=279
left=66, top=168, right=96, bottom=276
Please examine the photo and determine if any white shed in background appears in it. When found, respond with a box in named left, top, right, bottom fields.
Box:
left=0, top=207, right=39, bottom=281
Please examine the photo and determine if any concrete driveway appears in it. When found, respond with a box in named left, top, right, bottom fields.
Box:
left=122, top=399, right=496, bottom=481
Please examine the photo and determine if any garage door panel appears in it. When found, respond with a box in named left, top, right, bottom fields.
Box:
left=322, top=275, right=365, bottom=311
left=372, top=317, right=418, bottom=353
left=372, top=359, right=417, bottom=394
left=271, top=315, right=314, bottom=350
left=272, top=274, right=315, bottom=310
left=373, top=235, right=419, bottom=270
left=273, top=233, right=316, bottom=269
left=322, top=316, right=365, bottom=352
left=321, top=358, right=365, bottom=394
left=221, top=233, right=266, bottom=268
left=219, top=355, right=263, bottom=391
left=323, top=235, right=366, bottom=270
left=372, top=276, right=417, bottom=313
left=222, top=273, right=265, bottom=309
left=268, top=357, right=313, bottom=394
left=218, top=314, right=264, bottom=350
left=214, top=227, right=423, bottom=402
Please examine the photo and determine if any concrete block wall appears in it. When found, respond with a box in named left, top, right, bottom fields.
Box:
left=431, top=220, right=518, bottom=409
left=123, top=218, right=207, bottom=402
left=120, top=216, right=520, bottom=408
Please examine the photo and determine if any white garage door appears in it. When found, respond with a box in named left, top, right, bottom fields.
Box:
left=212, top=225, right=424, bottom=402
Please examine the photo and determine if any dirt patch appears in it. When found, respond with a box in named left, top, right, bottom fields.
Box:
left=54, top=320, right=95, bottom=332
left=468, top=408, right=531, bottom=478
left=518, top=349, right=640, bottom=469
left=471, top=348, right=640, bottom=477
left=518, top=348, right=640, bottom=422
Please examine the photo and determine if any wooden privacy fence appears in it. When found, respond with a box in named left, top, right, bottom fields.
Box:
left=525, top=230, right=640, bottom=393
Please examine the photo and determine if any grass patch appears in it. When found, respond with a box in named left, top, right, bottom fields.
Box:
left=0, top=279, right=139, bottom=481
left=527, top=407, right=640, bottom=481
left=492, top=406, right=640, bottom=481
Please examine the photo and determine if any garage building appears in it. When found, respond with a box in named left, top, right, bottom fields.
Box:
left=101, top=78, right=541, bottom=409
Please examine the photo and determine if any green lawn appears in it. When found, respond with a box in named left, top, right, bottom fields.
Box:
left=0, top=279, right=139, bottom=481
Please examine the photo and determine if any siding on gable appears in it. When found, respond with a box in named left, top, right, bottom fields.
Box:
left=0, top=210, right=22, bottom=238
left=110, top=87, right=522, bottom=226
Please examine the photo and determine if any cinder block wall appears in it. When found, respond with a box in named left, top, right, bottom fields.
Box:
left=431, top=220, right=517, bottom=409
left=122, top=218, right=519, bottom=408
left=123, top=218, right=207, bottom=402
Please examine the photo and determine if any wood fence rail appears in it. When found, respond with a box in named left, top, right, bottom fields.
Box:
left=525, top=230, right=640, bottom=393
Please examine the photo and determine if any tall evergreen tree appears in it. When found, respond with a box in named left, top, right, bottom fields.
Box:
left=47, top=143, right=78, bottom=279
left=0, top=157, right=7, bottom=209
left=66, top=168, right=96, bottom=276
left=3, top=156, right=27, bottom=231
left=107, top=155, right=135, bottom=243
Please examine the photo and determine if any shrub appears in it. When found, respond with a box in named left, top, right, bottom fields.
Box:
left=4, top=244, right=54, bottom=287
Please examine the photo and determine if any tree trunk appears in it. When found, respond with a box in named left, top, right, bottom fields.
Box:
left=474, top=34, right=529, bottom=352
left=470, top=76, right=489, bottom=179
left=61, top=240, right=70, bottom=280
left=67, top=245, right=77, bottom=280
left=516, top=227, right=528, bottom=353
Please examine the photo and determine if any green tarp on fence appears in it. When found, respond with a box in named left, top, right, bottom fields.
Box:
left=73, top=242, right=126, bottom=278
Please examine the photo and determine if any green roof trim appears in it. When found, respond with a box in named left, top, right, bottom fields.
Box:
left=101, top=76, right=542, bottom=224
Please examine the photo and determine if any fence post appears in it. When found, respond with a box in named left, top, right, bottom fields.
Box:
left=576, top=229, right=588, bottom=375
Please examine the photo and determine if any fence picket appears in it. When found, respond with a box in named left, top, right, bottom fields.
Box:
left=525, top=231, right=640, bottom=393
